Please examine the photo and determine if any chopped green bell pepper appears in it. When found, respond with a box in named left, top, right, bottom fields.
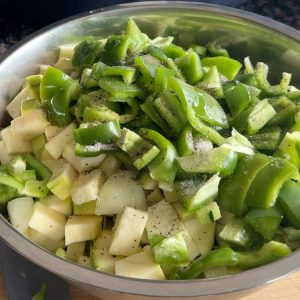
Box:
left=75, top=142, right=118, bottom=157
left=0, top=184, right=18, bottom=212
left=25, top=154, right=52, bottom=182
left=102, top=66, right=136, bottom=84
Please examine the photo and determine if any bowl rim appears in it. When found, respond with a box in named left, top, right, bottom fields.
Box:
left=1, top=1, right=300, bottom=297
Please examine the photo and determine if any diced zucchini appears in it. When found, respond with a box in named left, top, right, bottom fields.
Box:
left=66, top=241, right=85, bottom=262
left=65, top=215, right=102, bottom=245
left=0, top=141, right=13, bottom=164
left=23, top=180, right=49, bottom=198
left=28, top=202, right=67, bottom=241
left=44, top=126, right=63, bottom=141
left=173, top=202, right=195, bottom=221
left=39, top=195, right=72, bottom=216
left=21, top=98, right=39, bottom=115
left=109, top=207, right=148, bottom=256
left=41, top=159, right=67, bottom=176
left=77, top=256, right=92, bottom=269
left=58, top=43, right=77, bottom=60
left=139, top=171, right=158, bottom=190
left=99, top=155, right=121, bottom=178
left=54, top=58, right=74, bottom=74
left=146, top=187, right=163, bottom=204
left=31, top=134, right=47, bottom=159
left=163, top=189, right=179, bottom=204
left=71, top=169, right=103, bottom=205
left=73, top=200, right=96, bottom=215
left=7, top=197, right=34, bottom=233
left=56, top=248, right=67, bottom=259
left=115, top=251, right=165, bottom=280
left=96, top=171, right=146, bottom=215
left=196, top=202, right=221, bottom=225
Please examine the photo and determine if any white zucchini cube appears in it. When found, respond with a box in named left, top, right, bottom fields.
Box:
left=2, top=126, right=32, bottom=154
left=44, top=126, right=63, bottom=141
left=77, top=256, right=92, bottom=269
left=28, top=202, right=67, bottom=241
left=47, top=163, right=77, bottom=200
left=115, top=251, right=165, bottom=280
left=45, top=123, right=75, bottom=160
left=71, top=169, right=104, bottom=205
left=96, top=171, right=146, bottom=215
left=99, top=155, right=121, bottom=178
left=7, top=197, right=34, bottom=233
left=73, top=200, right=96, bottom=216
left=109, top=207, right=148, bottom=256
left=58, top=43, right=77, bottom=59
left=0, top=141, right=13, bottom=164
left=63, top=141, right=105, bottom=173
left=65, top=215, right=102, bottom=245
left=11, top=109, right=49, bottom=141
left=66, top=241, right=85, bottom=262
left=42, top=159, right=67, bottom=176
left=39, top=195, right=72, bottom=216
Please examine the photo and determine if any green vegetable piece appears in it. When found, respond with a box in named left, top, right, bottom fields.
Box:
left=7, top=156, right=26, bottom=175
left=75, top=142, right=118, bottom=157
left=98, top=77, right=143, bottom=99
left=196, top=66, right=224, bottom=99
left=92, top=61, right=109, bottom=80
left=202, top=56, right=242, bottom=80
left=140, top=128, right=178, bottom=185
left=236, top=241, right=291, bottom=269
left=176, top=126, right=195, bottom=156
left=247, top=127, right=281, bottom=151
left=82, top=106, right=120, bottom=123
left=23, top=180, right=49, bottom=198
left=0, top=171, right=24, bottom=194
left=175, top=174, right=221, bottom=212
left=31, top=282, right=48, bottom=300
left=101, top=35, right=131, bottom=66
left=245, top=207, right=282, bottom=240
left=196, top=201, right=221, bottom=225
left=218, top=154, right=272, bottom=216
left=102, top=66, right=136, bottom=84
left=246, top=157, right=299, bottom=208
left=278, top=180, right=300, bottom=228
left=0, top=184, right=18, bottom=212
left=145, top=45, right=168, bottom=62
left=255, top=62, right=291, bottom=96
left=154, top=92, right=187, bottom=134
left=152, top=232, right=189, bottom=265
left=74, top=120, right=121, bottom=146
left=225, top=83, right=251, bottom=117
left=154, top=66, right=174, bottom=96
left=118, top=128, right=160, bottom=170
left=21, top=98, right=39, bottom=115
left=164, top=44, right=186, bottom=59
left=172, top=247, right=238, bottom=279
left=275, top=133, right=299, bottom=168
left=80, top=68, right=98, bottom=88
left=175, top=52, right=203, bottom=85
left=26, top=74, right=42, bottom=99
left=176, top=146, right=238, bottom=177
left=219, top=218, right=256, bottom=248
left=31, top=134, right=47, bottom=159
left=72, top=38, right=101, bottom=70
left=126, top=19, right=150, bottom=53
left=207, top=42, right=229, bottom=57
left=190, top=44, right=207, bottom=57
left=55, top=248, right=67, bottom=259
left=25, top=154, right=52, bottom=182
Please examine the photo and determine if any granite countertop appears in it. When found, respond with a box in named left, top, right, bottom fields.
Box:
left=0, top=0, right=299, bottom=55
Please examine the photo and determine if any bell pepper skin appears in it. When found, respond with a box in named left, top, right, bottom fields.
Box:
left=82, top=106, right=120, bottom=123
left=246, top=158, right=299, bottom=208
left=202, top=56, right=242, bottom=80
left=218, top=154, right=272, bottom=216
left=75, top=142, right=118, bottom=157
left=102, top=66, right=136, bottom=84
left=164, top=44, right=186, bottom=59
left=25, top=154, right=52, bottom=182
left=72, top=38, right=101, bottom=70
left=140, top=128, right=178, bottom=185
left=73, top=121, right=121, bottom=146
left=154, top=66, right=174, bottom=96
left=207, top=42, right=229, bottom=57
left=0, top=171, right=24, bottom=194
left=92, top=61, right=109, bottom=80
left=101, top=35, right=131, bottom=66
left=176, top=126, right=195, bottom=156
left=278, top=180, right=300, bottom=228
left=247, top=127, right=281, bottom=151
left=0, top=184, right=18, bottom=212
left=245, top=207, right=283, bottom=240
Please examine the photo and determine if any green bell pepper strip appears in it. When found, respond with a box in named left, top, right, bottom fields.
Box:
left=139, top=128, right=178, bottom=185
left=168, top=77, right=226, bottom=145
left=26, top=74, right=42, bottom=100
left=0, top=184, right=18, bottom=212
left=247, top=127, right=281, bottom=151
left=275, top=133, right=299, bottom=169
left=235, top=241, right=291, bottom=270
left=82, top=106, right=120, bottom=123
left=80, top=68, right=98, bottom=88
left=73, top=120, right=121, bottom=146
left=202, top=56, right=242, bottom=80
left=245, top=207, right=283, bottom=240
left=255, top=62, right=291, bottom=96
left=0, top=171, right=24, bottom=194
left=117, top=128, right=160, bottom=170
left=75, top=142, right=118, bottom=157
left=98, top=77, right=144, bottom=99
left=126, top=19, right=150, bottom=54
left=23, top=180, right=49, bottom=198
left=164, top=44, right=186, bottom=59
left=175, top=52, right=204, bottom=85
left=72, top=38, right=101, bottom=71
left=25, top=154, right=52, bottom=182
left=190, top=44, right=207, bottom=57
left=171, top=248, right=238, bottom=279
left=225, top=83, right=251, bottom=117
left=101, top=35, right=131, bottom=66
left=176, top=146, right=238, bottom=177
left=150, top=36, right=174, bottom=48
left=154, top=92, right=187, bottom=134
left=154, top=66, right=174, bottom=96
left=102, top=66, right=136, bottom=84
left=246, top=157, right=299, bottom=209
left=145, top=45, right=168, bottom=63
left=92, top=61, right=109, bottom=80
left=176, top=126, right=195, bottom=156
left=278, top=180, right=300, bottom=228
left=207, top=42, right=229, bottom=57
left=196, top=66, right=224, bottom=99
left=218, top=154, right=272, bottom=216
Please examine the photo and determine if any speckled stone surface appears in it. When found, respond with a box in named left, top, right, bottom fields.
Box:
left=0, top=0, right=299, bottom=55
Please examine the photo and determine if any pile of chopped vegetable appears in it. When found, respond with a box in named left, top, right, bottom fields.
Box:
left=1, top=19, right=300, bottom=280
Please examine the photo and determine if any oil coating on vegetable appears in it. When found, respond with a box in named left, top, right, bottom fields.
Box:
left=1, top=19, right=300, bottom=281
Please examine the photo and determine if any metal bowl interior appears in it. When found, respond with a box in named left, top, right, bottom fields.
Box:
left=1, top=1, right=300, bottom=298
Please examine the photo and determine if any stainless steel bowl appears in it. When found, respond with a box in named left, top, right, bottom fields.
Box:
left=1, top=2, right=300, bottom=299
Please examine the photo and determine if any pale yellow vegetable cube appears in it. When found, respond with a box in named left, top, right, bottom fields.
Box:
left=28, top=202, right=67, bottom=241
left=66, top=241, right=85, bottom=262
left=109, top=207, right=148, bottom=256
left=39, top=195, right=72, bottom=216
left=0, top=141, right=13, bottom=164
left=65, top=215, right=102, bottom=245
left=44, top=126, right=63, bottom=141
